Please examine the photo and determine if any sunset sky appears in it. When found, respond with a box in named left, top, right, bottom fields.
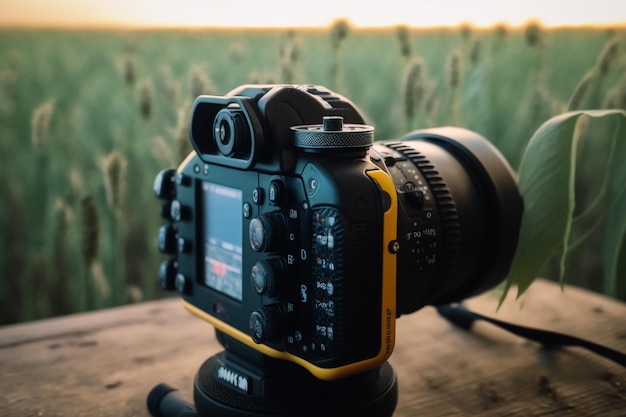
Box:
left=1, top=0, right=625, bottom=28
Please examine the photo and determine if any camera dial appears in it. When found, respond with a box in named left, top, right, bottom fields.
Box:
left=249, top=212, right=286, bottom=252
left=251, top=258, right=285, bottom=297
left=292, top=116, right=374, bottom=151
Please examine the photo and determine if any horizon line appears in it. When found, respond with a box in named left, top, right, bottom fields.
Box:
left=1, top=21, right=625, bottom=32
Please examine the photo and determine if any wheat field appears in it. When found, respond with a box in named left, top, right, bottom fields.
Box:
left=0, top=24, right=624, bottom=324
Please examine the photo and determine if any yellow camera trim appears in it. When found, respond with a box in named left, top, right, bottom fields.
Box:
left=365, top=168, right=398, bottom=366
left=182, top=168, right=398, bottom=381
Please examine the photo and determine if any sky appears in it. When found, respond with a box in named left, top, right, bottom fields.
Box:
left=1, top=0, right=625, bottom=28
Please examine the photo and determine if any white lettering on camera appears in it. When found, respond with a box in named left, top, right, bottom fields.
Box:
left=217, top=366, right=249, bottom=392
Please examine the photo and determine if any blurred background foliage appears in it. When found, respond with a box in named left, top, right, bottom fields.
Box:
left=0, top=22, right=625, bottom=324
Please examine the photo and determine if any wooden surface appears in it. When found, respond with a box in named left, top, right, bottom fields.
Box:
left=1, top=279, right=625, bottom=417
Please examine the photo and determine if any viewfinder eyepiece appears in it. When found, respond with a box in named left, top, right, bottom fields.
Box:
left=213, top=108, right=249, bottom=157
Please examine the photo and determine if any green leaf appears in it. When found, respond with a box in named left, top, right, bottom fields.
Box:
left=604, top=115, right=626, bottom=298
left=501, top=109, right=626, bottom=305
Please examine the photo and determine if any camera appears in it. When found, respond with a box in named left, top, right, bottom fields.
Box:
left=152, top=84, right=522, bottom=414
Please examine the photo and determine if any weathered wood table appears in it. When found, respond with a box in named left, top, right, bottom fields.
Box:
left=1, top=279, right=625, bottom=416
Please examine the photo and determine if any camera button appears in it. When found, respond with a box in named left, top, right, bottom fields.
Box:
left=306, top=175, right=320, bottom=197
left=249, top=312, right=267, bottom=343
left=177, top=237, right=190, bottom=253
left=252, top=187, right=264, bottom=204
left=269, top=180, right=285, bottom=205
left=170, top=200, right=190, bottom=222
left=249, top=305, right=286, bottom=343
left=384, top=156, right=396, bottom=167
left=403, top=182, right=425, bottom=209
left=243, top=203, right=252, bottom=219
left=251, top=264, right=267, bottom=295
left=175, top=172, right=191, bottom=186
left=175, top=273, right=191, bottom=294
left=153, top=169, right=177, bottom=200
left=158, top=224, right=177, bottom=254
left=249, top=218, right=266, bottom=252
left=303, top=165, right=321, bottom=197
left=159, top=201, right=172, bottom=220
left=251, top=259, right=284, bottom=296
left=249, top=213, right=286, bottom=252
left=158, top=258, right=178, bottom=291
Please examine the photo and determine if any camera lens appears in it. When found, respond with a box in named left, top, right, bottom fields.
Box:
left=218, top=119, right=231, bottom=146
left=373, top=127, right=523, bottom=315
left=213, top=108, right=250, bottom=157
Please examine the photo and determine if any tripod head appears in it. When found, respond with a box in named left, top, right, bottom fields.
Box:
left=148, top=330, right=397, bottom=417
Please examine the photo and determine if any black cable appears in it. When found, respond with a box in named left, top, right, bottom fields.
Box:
left=436, top=303, right=626, bottom=368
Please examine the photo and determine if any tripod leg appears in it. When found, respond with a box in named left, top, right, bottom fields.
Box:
left=147, top=383, right=198, bottom=417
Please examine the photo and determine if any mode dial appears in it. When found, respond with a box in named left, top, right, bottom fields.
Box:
left=291, top=116, right=374, bottom=152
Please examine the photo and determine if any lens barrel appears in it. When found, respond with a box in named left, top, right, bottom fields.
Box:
left=373, top=127, right=523, bottom=315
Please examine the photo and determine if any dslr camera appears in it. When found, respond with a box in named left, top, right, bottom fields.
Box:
left=152, top=84, right=522, bottom=416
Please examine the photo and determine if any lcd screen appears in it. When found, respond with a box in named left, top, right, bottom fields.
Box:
left=202, top=182, right=243, bottom=301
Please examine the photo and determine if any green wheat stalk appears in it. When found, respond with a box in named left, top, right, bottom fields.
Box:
left=50, top=198, right=75, bottom=316
left=100, top=150, right=128, bottom=304
left=189, top=64, right=217, bottom=98
left=446, top=50, right=462, bottom=125
left=402, top=57, right=426, bottom=130
left=568, top=37, right=620, bottom=110
left=79, top=195, right=101, bottom=309
left=396, top=25, right=412, bottom=60
left=137, top=78, right=154, bottom=120
left=122, top=53, right=137, bottom=86
left=101, top=150, right=128, bottom=213
left=31, top=99, right=54, bottom=152
left=172, top=102, right=194, bottom=162
left=603, top=74, right=626, bottom=110
left=329, top=18, right=350, bottom=91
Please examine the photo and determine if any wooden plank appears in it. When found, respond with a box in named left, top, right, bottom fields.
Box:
left=0, top=279, right=624, bottom=417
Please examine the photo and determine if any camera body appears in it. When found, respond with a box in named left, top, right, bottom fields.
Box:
left=154, top=84, right=523, bottom=382
left=156, top=85, right=398, bottom=380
